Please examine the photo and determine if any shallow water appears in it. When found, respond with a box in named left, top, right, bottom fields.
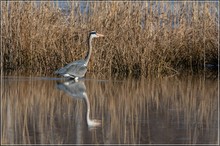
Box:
left=1, top=74, right=218, bottom=144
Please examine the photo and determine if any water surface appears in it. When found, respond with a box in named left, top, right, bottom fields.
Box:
left=1, top=74, right=218, bottom=144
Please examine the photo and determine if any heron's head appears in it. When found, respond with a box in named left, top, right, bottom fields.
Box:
left=89, top=31, right=104, bottom=39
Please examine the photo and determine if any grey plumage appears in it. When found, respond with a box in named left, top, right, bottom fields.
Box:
left=55, top=60, right=87, bottom=78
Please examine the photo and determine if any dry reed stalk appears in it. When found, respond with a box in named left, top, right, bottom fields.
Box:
left=2, top=1, right=218, bottom=76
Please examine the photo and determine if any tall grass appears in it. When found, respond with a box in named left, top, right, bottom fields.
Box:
left=1, top=1, right=218, bottom=76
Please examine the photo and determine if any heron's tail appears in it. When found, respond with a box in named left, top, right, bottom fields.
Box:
left=55, top=67, right=66, bottom=75
left=55, top=69, right=59, bottom=74
left=54, top=69, right=60, bottom=75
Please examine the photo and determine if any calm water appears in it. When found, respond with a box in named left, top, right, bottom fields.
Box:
left=1, top=74, right=218, bottom=144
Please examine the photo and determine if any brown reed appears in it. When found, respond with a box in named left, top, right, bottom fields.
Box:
left=1, top=1, right=218, bottom=76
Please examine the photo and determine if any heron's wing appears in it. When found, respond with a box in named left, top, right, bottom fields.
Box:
left=67, top=64, right=87, bottom=78
left=55, top=62, right=75, bottom=75
left=55, top=59, right=87, bottom=77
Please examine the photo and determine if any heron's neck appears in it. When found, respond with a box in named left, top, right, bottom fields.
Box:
left=85, top=36, right=93, bottom=66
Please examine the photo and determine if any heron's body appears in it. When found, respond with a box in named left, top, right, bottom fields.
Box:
left=55, top=31, right=104, bottom=80
left=55, top=59, right=87, bottom=78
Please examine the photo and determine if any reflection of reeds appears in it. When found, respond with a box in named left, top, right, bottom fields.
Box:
left=101, top=75, right=218, bottom=144
left=2, top=1, right=218, bottom=76
left=2, top=74, right=218, bottom=144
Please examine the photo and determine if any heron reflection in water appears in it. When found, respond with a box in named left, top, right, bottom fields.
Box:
left=56, top=79, right=101, bottom=128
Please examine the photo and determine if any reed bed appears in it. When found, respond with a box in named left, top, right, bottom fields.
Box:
left=2, top=74, right=218, bottom=144
left=1, top=1, right=218, bottom=76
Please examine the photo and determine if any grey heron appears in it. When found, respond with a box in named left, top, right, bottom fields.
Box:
left=55, top=31, right=104, bottom=81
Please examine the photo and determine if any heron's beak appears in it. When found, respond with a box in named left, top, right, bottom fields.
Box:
left=97, top=33, right=104, bottom=37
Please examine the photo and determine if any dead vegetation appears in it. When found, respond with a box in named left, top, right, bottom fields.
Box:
left=1, top=1, right=218, bottom=76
